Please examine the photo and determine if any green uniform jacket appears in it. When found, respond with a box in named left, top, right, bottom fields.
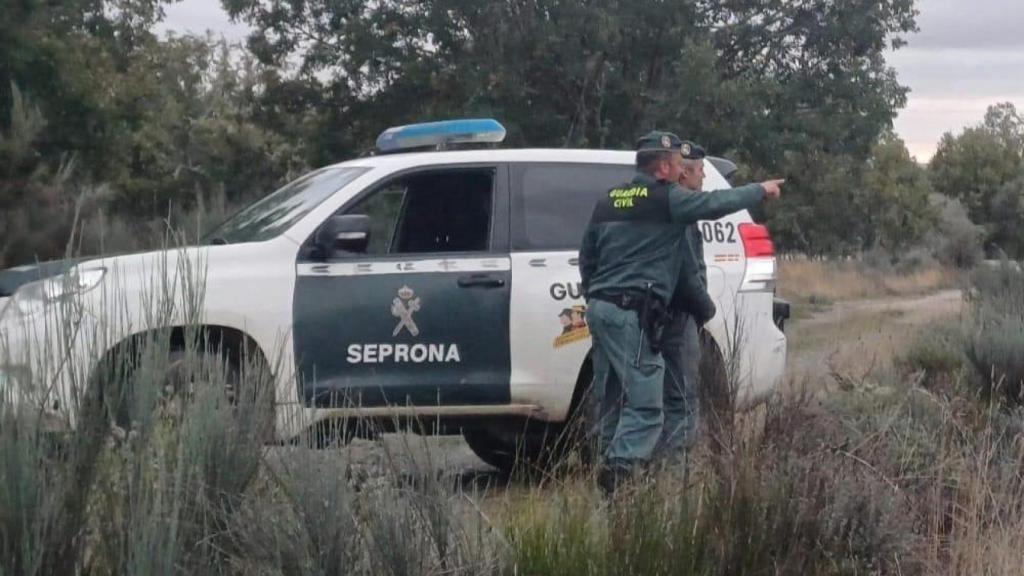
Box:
left=579, top=172, right=764, bottom=306
left=669, top=183, right=765, bottom=320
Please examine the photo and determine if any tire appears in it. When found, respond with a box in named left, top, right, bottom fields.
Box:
left=463, top=423, right=583, bottom=474
left=101, top=347, right=275, bottom=443
left=464, top=364, right=598, bottom=474
left=698, top=335, right=733, bottom=449
left=463, top=428, right=519, bottom=472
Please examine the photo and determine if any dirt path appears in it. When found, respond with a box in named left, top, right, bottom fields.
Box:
left=796, top=289, right=963, bottom=328
left=785, top=288, right=964, bottom=384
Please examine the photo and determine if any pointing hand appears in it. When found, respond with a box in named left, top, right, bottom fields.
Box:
left=761, top=179, right=785, bottom=199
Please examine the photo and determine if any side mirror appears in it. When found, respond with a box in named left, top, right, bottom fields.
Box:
left=316, top=214, right=372, bottom=257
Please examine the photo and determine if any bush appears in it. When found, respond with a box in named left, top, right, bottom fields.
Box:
left=964, top=262, right=1024, bottom=405
left=965, top=317, right=1024, bottom=405
left=897, top=322, right=965, bottom=390
left=928, top=194, right=985, bottom=269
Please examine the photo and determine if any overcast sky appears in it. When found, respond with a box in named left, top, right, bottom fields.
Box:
left=158, top=0, right=1024, bottom=162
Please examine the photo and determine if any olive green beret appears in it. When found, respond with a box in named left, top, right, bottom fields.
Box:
left=680, top=140, right=706, bottom=160
left=636, top=131, right=684, bottom=153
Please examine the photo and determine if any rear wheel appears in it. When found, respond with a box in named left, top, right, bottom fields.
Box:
left=463, top=372, right=598, bottom=474
left=462, top=425, right=577, bottom=474
left=698, top=335, right=734, bottom=450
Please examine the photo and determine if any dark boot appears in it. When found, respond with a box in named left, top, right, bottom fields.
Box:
left=597, top=461, right=634, bottom=496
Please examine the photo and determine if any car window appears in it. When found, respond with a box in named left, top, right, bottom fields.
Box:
left=511, top=163, right=634, bottom=251
left=207, top=166, right=368, bottom=244
left=339, top=168, right=495, bottom=256
left=346, top=183, right=406, bottom=255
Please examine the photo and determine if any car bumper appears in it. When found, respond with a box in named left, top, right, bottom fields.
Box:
left=773, top=297, right=791, bottom=331
left=711, top=291, right=788, bottom=409
left=0, top=306, right=100, bottom=416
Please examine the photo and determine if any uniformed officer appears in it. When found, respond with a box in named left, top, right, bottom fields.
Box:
left=579, top=131, right=782, bottom=493
left=654, top=140, right=756, bottom=465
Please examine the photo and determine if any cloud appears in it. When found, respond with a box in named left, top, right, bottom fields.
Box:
left=886, top=0, right=1024, bottom=159
left=908, top=0, right=1024, bottom=50
left=894, top=96, right=1024, bottom=161
left=888, top=48, right=1024, bottom=99
left=155, top=0, right=250, bottom=41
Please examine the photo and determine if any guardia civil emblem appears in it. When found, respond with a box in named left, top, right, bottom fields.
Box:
left=660, top=135, right=671, bottom=149
left=681, top=142, right=691, bottom=156
left=391, top=285, right=421, bottom=337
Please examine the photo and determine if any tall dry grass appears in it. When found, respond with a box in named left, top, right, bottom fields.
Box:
left=0, top=243, right=500, bottom=575
left=1, top=241, right=1021, bottom=575
left=779, top=259, right=958, bottom=304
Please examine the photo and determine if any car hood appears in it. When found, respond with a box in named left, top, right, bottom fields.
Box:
left=0, top=259, right=85, bottom=297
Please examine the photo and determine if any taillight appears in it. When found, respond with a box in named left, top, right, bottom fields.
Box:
left=738, top=223, right=776, bottom=291
left=739, top=223, right=774, bottom=258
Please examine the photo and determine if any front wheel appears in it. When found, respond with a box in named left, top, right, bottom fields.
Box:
left=99, top=347, right=275, bottom=443
left=698, top=336, right=733, bottom=449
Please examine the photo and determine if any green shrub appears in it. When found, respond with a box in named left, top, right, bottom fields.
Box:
left=964, top=262, right=1024, bottom=405
left=927, top=194, right=984, bottom=269
left=897, top=322, right=965, bottom=390
left=965, top=316, right=1024, bottom=405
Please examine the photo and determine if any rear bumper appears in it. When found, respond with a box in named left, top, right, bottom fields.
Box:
left=707, top=291, right=787, bottom=409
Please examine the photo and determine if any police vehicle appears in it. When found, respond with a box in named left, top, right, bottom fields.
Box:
left=0, top=119, right=788, bottom=470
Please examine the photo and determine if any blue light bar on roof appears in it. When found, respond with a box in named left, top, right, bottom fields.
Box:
left=375, top=119, right=507, bottom=153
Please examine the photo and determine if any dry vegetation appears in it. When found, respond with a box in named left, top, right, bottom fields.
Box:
left=778, top=259, right=959, bottom=305
left=2, top=261, right=1023, bottom=575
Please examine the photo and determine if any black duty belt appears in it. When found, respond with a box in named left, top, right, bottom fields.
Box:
left=589, top=286, right=670, bottom=358
left=588, top=289, right=650, bottom=312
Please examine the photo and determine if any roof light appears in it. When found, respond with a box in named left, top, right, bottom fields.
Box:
left=375, top=119, right=507, bottom=154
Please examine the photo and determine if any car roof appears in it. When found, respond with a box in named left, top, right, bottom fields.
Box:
left=327, top=148, right=637, bottom=172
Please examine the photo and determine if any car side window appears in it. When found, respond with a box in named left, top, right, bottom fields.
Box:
left=511, top=163, right=635, bottom=251
left=334, top=168, right=495, bottom=257
left=345, top=183, right=406, bottom=255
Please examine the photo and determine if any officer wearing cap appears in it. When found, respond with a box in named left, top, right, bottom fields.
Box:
left=653, top=140, right=769, bottom=465
left=579, top=131, right=783, bottom=493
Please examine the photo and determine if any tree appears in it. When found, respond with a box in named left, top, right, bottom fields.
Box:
left=222, top=0, right=918, bottom=256
left=0, top=0, right=177, bottom=178
left=930, top=102, right=1024, bottom=257
left=0, top=86, right=82, bottom=268
left=859, top=133, right=936, bottom=255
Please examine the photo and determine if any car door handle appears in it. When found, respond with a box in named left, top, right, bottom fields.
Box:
left=457, top=274, right=505, bottom=289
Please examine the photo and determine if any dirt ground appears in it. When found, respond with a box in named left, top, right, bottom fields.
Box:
left=785, top=288, right=963, bottom=385
left=271, top=288, right=966, bottom=480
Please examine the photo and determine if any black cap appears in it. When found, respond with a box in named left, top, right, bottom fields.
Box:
left=636, top=131, right=684, bottom=153
left=680, top=140, right=706, bottom=160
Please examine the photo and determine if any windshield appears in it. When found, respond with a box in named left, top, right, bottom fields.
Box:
left=206, top=166, right=369, bottom=244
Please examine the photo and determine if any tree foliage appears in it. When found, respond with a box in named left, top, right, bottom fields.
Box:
left=861, top=133, right=936, bottom=255
left=0, top=0, right=308, bottom=266
left=930, top=103, right=1024, bottom=257
left=217, top=0, right=921, bottom=256
left=0, top=0, right=955, bottom=266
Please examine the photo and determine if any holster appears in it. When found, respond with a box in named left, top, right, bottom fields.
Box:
left=639, top=283, right=669, bottom=354
left=589, top=286, right=669, bottom=354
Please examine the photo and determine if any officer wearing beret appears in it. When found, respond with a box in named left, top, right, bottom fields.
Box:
left=579, top=131, right=782, bottom=493
left=653, top=141, right=772, bottom=465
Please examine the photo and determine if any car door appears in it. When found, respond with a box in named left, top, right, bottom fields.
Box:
left=293, top=165, right=511, bottom=408
left=507, top=161, right=634, bottom=418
